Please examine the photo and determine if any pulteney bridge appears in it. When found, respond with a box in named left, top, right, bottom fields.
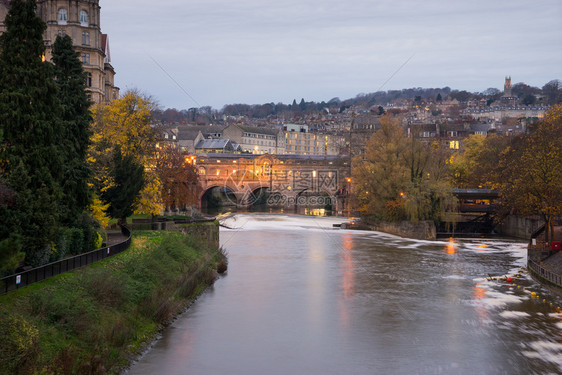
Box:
left=194, top=153, right=352, bottom=211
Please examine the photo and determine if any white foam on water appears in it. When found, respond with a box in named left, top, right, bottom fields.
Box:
left=469, top=286, right=529, bottom=308
left=443, top=275, right=465, bottom=280
left=499, top=311, right=530, bottom=318
left=220, top=214, right=345, bottom=232
left=522, top=341, right=562, bottom=371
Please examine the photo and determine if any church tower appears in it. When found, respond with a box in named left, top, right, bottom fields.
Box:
left=0, top=0, right=118, bottom=104
left=504, top=76, right=512, bottom=97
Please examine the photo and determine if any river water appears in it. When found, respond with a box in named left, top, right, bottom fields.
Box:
left=127, top=214, right=562, bottom=375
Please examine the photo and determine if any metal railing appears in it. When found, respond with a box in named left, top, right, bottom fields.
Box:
left=0, top=226, right=131, bottom=296
left=528, top=259, right=562, bottom=289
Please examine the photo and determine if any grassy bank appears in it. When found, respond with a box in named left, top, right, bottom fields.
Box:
left=0, top=230, right=227, bottom=375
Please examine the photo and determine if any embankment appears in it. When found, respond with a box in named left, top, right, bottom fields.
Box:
left=342, top=220, right=436, bottom=240
left=0, top=223, right=226, bottom=375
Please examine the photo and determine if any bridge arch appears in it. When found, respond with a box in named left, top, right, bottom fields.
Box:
left=200, top=184, right=239, bottom=208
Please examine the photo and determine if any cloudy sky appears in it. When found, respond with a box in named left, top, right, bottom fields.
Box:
left=100, top=0, right=562, bottom=110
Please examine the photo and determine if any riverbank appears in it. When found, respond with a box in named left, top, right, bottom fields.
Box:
left=0, top=229, right=226, bottom=375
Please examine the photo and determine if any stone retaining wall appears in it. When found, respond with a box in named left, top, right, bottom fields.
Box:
left=497, top=216, right=543, bottom=239
left=342, top=220, right=436, bottom=240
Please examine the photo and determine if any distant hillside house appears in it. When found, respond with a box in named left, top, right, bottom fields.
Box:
left=0, top=0, right=119, bottom=104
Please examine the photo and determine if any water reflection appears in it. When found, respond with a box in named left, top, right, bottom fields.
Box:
left=127, top=215, right=562, bottom=375
left=445, top=237, right=456, bottom=255
left=341, top=234, right=355, bottom=299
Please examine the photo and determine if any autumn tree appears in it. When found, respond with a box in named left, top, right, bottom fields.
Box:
left=449, top=134, right=486, bottom=186
left=353, top=114, right=455, bottom=222
left=156, top=145, right=199, bottom=212
left=509, top=105, right=562, bottom=241
left=0, top=0, right=65, bottom=267
left=90, top=90, right=162, bottom=217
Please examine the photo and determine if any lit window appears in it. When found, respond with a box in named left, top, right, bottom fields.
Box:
left=58, top=8, right=68, bottom=25
left=80, top=10, right=88, bottom=27
left=82, top=32, right=90, bottom=45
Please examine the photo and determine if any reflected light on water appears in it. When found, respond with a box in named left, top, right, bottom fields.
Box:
left=303, top=208, right=328, bottom=217
left=339, top=234, right=355, bottom=330
left=477, top=243, right=488, bottom=251
left=473, top=282, right=488, bottom=321
left=341, top=235, right=355, bottom=298
left=445, top=237, right=456, bottom=255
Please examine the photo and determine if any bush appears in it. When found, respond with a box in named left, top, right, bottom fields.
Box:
left=0, top=311, right=39, bottom=374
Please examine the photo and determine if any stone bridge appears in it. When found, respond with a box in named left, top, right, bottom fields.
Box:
left=193, top=153, right=352, bottom=211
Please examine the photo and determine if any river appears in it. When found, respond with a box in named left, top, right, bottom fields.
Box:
left=126, top=214, right=562, bottom=375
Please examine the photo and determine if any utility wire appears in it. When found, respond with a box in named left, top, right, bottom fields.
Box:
left=375, top=53, right=416, bottom=93
left=148, top=54, right=202, bottom=108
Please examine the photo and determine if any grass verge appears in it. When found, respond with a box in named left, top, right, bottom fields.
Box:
left=0, top=230, right=227, bottom=375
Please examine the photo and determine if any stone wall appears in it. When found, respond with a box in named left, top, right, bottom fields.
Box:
left=497, top=216, right=542, bottom=240
left=343, top=220, right=436, bottom=240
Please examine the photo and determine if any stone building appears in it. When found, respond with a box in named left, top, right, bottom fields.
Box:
left=0, top=0, right=118, bottom=104
left=222, top=124, right=285, bottom=155
left=284, top=129, right=347, bottom=156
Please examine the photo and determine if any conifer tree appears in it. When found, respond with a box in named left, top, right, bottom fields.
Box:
left=0, top=0, right=64, bottom=266
left=102, top=147, right=145, bottom=224
left=52, top=35, right=93, bottom=225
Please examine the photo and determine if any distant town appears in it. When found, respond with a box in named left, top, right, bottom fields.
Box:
left=155, top=76, right=559, bottom=157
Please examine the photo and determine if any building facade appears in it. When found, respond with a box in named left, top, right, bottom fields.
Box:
left=222, top=124, right=286, bottom=155
left=284, top=128, right=347, bottom=156
left=0, top=0, right=118, bottom=104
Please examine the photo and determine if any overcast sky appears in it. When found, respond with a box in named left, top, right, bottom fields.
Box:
left=100, top=0, right=562, bottom=110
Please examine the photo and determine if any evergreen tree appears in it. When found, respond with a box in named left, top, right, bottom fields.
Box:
left=52, top=35, right=93, bottom=225
left=0, top=0, right=64, bottom=266
left=102, top=147, right=145, bottom=224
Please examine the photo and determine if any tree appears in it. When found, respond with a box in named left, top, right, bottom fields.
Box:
left=542, top=80, right=561, bottom=105
left=449, top=134, right=486, bottom=186
left=466, top=106, right=562, bottom=240
left=450, top=90, right=473, bottom=102
left=156, top=145, right=199, bottom=212
left=512, top=105, right=562, bottom=241
left=90, top=90, right=162, bottom=215
left=101, top=147, right=145, bottom=224
left=51, top=35, right=93, bottom=225
left=353, top=115, right=455, bottom=222
left=522, top=94, right=537, bottom=106
left=0, top=0, right=64, bottom=266
left=0, top=131, right=23, bottom=273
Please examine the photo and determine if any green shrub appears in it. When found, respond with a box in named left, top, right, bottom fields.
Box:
left=0, top=311, right=39, bottom=374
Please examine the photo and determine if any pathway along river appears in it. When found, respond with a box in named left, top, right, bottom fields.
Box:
left=127, top=214, right=562, bottom=375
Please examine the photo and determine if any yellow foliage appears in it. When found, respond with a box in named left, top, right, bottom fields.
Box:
left=134, top=169, right=163, bottom=216
left=89, top=89, right=162, bottom=216
left=89, top=194, right=110, bottom=228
